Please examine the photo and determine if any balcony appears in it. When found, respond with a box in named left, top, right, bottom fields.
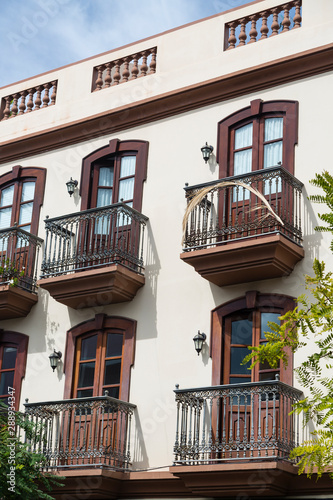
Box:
left=0, top=226, right=43, bottom=319
left=180, top=166, right=304, bottom=286
left=24, top=394, right=136, bottom=470
left=172, top=381, right=303, bottom=495
left=38, top=203, right=148, bottom=308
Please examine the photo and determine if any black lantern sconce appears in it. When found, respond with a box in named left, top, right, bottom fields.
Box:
left=49, top=350, right=62, bottom=372
left=201, top=142, right=214, bottom=164
left=193, top=330, right=206, bottom=355
left=66, top=177, right=78, bottom=197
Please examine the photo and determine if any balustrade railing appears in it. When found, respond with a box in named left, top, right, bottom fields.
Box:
left=225, top=0, right=302, bottom=49
left=182, top=166, right=303, bottom=251
left=24, top=394, right=136, bottom=470
left=0, top=80, right=57, bottom=120
left=174, top=381, right=303, bottom=465
left=0, top=226, right=43, bottom=293
left=92, top=47, right=157, bottom=91
left=40, top=203, right=148, bottom=278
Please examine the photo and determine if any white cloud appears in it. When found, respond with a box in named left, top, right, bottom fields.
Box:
left=1, top=0, right=249, bottom=87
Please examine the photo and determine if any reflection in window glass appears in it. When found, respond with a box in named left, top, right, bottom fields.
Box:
left=2, top=347, right=17, bottom=370
left=81, top=335, right=97, bottom=360
left=78, top=362, right=95, bottom=388
left=261, top=313, right=280, bottom=339
left=106, top=333, right=123, bottom=358
left=231, top=318, right=252, bottom=345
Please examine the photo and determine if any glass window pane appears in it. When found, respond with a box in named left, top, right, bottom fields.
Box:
left=1, top=186, right=14, bottom=207
left=235, top=123, right=253, bottom=149
left=106, top=333, right=123, bottom=357
left=77, top=389, right=93, bottom=399
left=265, top=118, right=283, bottom=141
left=81, top=335, right=97, bottom=360
left=119, top=178, right=134, bottom=202
left=229, top=376, right=251, bottom=385
left=230, top=347, right=251, bottom=374
left=231, top=318, right=252, bottom=345
left=19, top=202, right=33, bottom=225
left=104, top=359, right=121, bottom=386
left=120, top=156, right=136, bottom=177
left=0, top=371, right=14, bottom=396
left=98, top=166, right=114, bottom=187
left=0, top=207, right=12, bottom=229
left=97, top=188, right=112, bottom=207
left=264, top=141, right=282, bottom=168
left=21, top=182, right=35, bottom=202
left=234, top=149, right=252, bottom=176
left=78, top=362, right=95, bottom=388
left=2, top=347, right=17, bottom=370
left=261, top=313, right=280, bottom=339
left=104, top=386, right=119, bottom=399
left=259, top=372, right=278, bottom=382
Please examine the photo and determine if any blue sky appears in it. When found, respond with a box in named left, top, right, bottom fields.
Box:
left=1, top=0, right=250, bottom=88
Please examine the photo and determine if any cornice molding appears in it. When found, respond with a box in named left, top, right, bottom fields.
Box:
left=0, top=43, right=332, bottom=165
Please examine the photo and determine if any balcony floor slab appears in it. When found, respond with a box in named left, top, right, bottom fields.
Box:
left=180, top=233, right=304, bottom=286
left=38, top=264, right=145, bottom=309
left=0, top=285, right=38, bottom=319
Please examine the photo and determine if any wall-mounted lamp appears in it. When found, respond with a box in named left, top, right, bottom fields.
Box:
left=193, top=330, right=206, bottom=356
left=66, top=177, right=78, bottom=197
left=201, top=142, right=214, bottom=164
left=49, top=350, right=62, bottom=372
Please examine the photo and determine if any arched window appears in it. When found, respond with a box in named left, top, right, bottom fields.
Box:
left=64, top=314, right=136, bottom=401
left=0, top=166, right=46, bottom=234
left=210, top=291, right=295, bottom=386
left=217, top=99, right=298, bottom=178
left=0, top=331, right=28, bottom=409
left=80, top=139, right=148, bottom=212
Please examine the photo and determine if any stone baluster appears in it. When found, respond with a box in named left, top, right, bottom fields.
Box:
left=139, top=51, right=148, bottom=77
left=130, top=54, right=139, bottom=79
left=112, top=60, right=121, bottom=85
left=122, top=57, right=130, bottom=82
left=11, top=94, right=19, bottom=117
left=238, top=18, right=248, bottom=46
left=104, top=63, right=112, bottom=87
left=293, top=0, right=302, bottom=29
left=259, top=12, right=269, bottom=39
left=270, top=8, right=280, bottom=36
left=34, top=86, right=42, bottom=110
left=42, top=83, right=51, bottom=107
left=26, top=89, right=35, bottom=112
left=2, top=95, right=12, bottom=120
left=50, top=81, right=57, bottom=105
left=148, top=47, right=157, bottom=74
left=227, top=22, right=237, bottom=49
left=281, top=4, right=291, bottom=32
left=18, top=90, right=27, bottom=115
left=94, top=65, right=104, bottom=91
left=248, top=15, right=258, bottom=43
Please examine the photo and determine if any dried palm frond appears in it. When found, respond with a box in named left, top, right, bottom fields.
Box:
left=182, top=181, right=283, bottom=245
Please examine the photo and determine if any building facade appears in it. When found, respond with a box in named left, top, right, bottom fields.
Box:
left=1, top=0, right=333, bottom=497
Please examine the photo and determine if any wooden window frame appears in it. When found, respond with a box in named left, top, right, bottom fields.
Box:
left=210, top=291, right=295, bottom=386
left=217, top=99, right=298, bottom=178
left=63, top=314, right=136, bottom=402
left=80, top=139, right=149, bottom=212
left=0, top=165, right=46, bottom=234
left=0, top=330, right=29, bottom=410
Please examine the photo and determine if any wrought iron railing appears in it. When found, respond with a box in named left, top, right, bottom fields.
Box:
left=182, top=166, right=303, bottom=251
left=174, top=380, right=303, bottom=465
left=24, top=394, right=136, bottom=470
left=40, top=203, right=148, bottom=278
left=0, top=226, right=43, bottom=293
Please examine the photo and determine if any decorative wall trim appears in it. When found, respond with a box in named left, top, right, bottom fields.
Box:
left=0, top=44, right=332, bottom=165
